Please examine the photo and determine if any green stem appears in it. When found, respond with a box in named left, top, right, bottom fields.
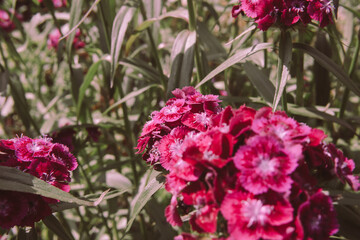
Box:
left=187, top=0, right=205, bottom=82
left=138, top=0, right=166, bottom=90
left=339, top=30, right=360, bottom=119
left=263, top=31, right=268, bottom=69
left=295, top=30, right=304, bottom=106
left=77, top=159, right=114, bottom=240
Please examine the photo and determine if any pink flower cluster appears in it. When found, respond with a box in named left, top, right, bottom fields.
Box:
left=0, top=136, right=77, bottom=229
left=47, top=28, right=85, bottom=50
left=137, top=87, right=359, bottom=239
left=232, top=0, right=334, bottom=31
left=0, top=9, right=17, bottom=32
left=38, top=0, right=67, bottom=8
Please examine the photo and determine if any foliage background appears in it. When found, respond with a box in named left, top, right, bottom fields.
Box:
left=1, top=0, right=360, bottom=239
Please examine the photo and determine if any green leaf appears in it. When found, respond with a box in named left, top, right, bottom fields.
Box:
left=66, top=0, right=84, bottom=58
left=106, top=170, right=133, bottom=191
left=103, top=84, right=160, bottom=115
left=110, top=5, right=136, bottom=86
left=42, top=215, right=74, bottom=240
left=167, top=30, right=190, bottom=98
left=77, top=59, right=104, bottom=119
left=293, top=42, right=360, bottom=97
left=0, top=71, right=9, bottom=96
left=0, top=166, right=104, bottom=206
left=243, top=61, right=274, bottom=103
left=197, top=22, right=226, bottom=60
left=196, top=43, right=273, bottom=88
left=273, top=31, right=292, bottom=110
left=124, top=170, right=165, bottom=235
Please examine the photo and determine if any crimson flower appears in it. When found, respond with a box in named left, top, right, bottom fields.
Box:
left=298, top=191, right=339, bottom=239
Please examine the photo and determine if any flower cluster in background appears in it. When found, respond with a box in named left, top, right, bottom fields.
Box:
left=0, top=136, right=77, bottom=229
left=47, top=28, right=85, bottom=50
left=232, top=0, right=335, bottom=30
left=0, top=9, right=20, bottom=32
left=137, top=87, right=359, bottom=239
left=38, top=0, right=67, bottom=8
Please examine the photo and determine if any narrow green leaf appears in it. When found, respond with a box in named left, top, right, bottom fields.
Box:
left=0, top=71, right=9, bottom=96
left=196, top=43, right=273, bottom=88
left=124, top=170, right=165, bottom=234
left=66, top=0, right=84, bottom=58
left=42, top=215, right=74, bottom=240
left=273, top=31, right=292, bottom=111
left=0, top=166, right=103, bottom=206
left=77, top=59, right=104, bottom=119
left=179, top=30, right=196, bottom=88
left=103, top=84, right=159, bottom=115
left=287, top=104, right=355, bottom=132
left=197, top=22, right=226, bottom=60
left=293, top=42, right=360, bottom=97
left=167, top=30, right=190, bottom=97
left=119, top=58, right=161, bottom=83
left=106, top=170, right=133, bottom=191
left=340, top=4, right=360, bottom=20
left=243, top=61, right=274, bottom=103
left=110, top=6, right=136, bottom=86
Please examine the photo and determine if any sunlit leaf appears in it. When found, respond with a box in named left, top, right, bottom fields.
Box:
left=196, top=43, right=273, bottom=88
left=0, top=166, right=105, bottom=206
left=110, top=5, right=136, bottom=87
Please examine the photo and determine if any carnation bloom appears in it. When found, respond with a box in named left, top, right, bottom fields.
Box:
left=0, top=136, right=78, bottom=229
left=221, top=191, right=293, bottom=240
left=307, top=0, right=334, bottom=27
left=136, top=86, right=358, bottom=239
left=0, top=9, right=15, bottom=32
left=231, top=0, right=334, bottom=30
left=48, top=28, right=85, bottom=50
left=234, top=135, right=300, bottom=194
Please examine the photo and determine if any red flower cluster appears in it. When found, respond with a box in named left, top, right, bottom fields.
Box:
left=47, top=28, right=85, bottom=50
left=0, top=136, right=77, bottom=229
left=137, top=87, right=359, bottom=239
left=232, top=0, right=334, bottom=30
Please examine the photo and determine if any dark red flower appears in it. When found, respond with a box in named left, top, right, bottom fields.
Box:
left=51, top=127, right=76, bottom=152
left=281, top=0, right=311, bottom=26
left=19, top=193, right=52, bottom=227
left=307, top=0, right=334, bottom=27
left=298, top=191, right=338, bottom=239
left=49, top=143, right=77, bottom=171
left=0, top=191, right=28, bottom=229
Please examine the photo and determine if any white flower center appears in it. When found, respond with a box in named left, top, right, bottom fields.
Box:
left=242, top=199, right=273, bottom=227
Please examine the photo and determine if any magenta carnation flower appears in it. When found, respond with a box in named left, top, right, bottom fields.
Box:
left=0, top=136, right=78, bottom=229
left=0, top=9, right=16, bottom=32
left=221, top=191, right=293, bottom=240
left=234, top=135, right=301, bottom=194
left=136, top=87, right=359, bottom=239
